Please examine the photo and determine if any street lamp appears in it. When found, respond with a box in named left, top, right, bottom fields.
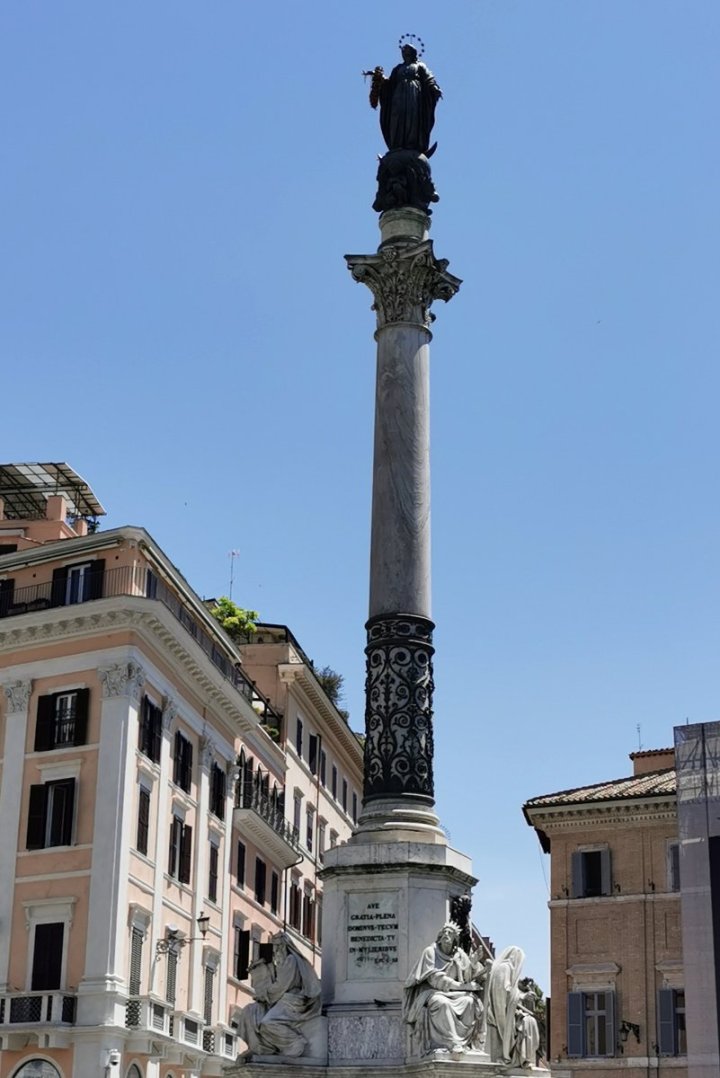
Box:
left=156, top=913, right=211, bottom=955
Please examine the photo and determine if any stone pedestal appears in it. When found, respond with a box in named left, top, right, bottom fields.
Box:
left=320, top=839, right=476, bottom=1064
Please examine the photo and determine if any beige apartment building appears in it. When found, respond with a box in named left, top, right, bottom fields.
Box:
left=524, top=747, right=685, bottom=1078
left=0, top=463, right=362, bottom=1078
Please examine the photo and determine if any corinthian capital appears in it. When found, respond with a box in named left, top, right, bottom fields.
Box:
left=346, top=240, right=461, bottom=330
left=99, top=661, right=146, bottom=701
left=3, top=679, right=32, bottom=713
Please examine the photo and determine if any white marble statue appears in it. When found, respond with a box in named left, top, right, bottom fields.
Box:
left=236, top=932, right=321, bottom=1060
left=485, top=945, right=540, bottom=1068
left=403, top=923, right=485, bottom=1056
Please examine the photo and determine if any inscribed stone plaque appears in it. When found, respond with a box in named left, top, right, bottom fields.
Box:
left=347, top=891, right=399, bottom=978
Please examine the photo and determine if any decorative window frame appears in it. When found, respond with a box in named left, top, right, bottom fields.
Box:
left=23, top=898, right=76, bottom=993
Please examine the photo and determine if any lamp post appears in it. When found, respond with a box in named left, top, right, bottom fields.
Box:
left=155, top=912, right=210, bottom=955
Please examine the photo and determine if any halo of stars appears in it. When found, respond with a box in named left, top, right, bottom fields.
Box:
left=398, top=33, right=425, bottom=58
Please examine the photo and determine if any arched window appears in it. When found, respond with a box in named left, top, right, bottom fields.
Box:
left=13, top=1061, right=62, bottom=1078
left=126, top=1066, right=143, bottom=1078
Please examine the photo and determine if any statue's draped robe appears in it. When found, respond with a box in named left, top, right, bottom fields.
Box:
left=403, top=944, right=482, bottom=1053
left=486, top=946, right=539, bottom=1066
left=237, top=952, right=321, bottom=1057
left=379, top=60, right=441, bottom=153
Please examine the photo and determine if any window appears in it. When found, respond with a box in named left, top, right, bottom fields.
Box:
left=331, top=765, right=338, bottom=799
left=302, top=888, right=315, bottom=941
left=168, top=816, right=192, bottom=884
left=342, top=778, right=348, bottom=813
left=293, top=793, right=302, bottom=833
left=316, top=896, right=323, bottom=946
left=138, top=696, right=162, bottom=762
left=128, top=926, right=144, bottom=995
left=270, top=871, right=279, bottom=915
left=308, top=734, right=318, bottom=775
left=289, top=878, right=301, bottom=930
left=658, top=988, right=687, bottom=1055
left=295, top=718, right=303, bottom=758
left=0, top=577, right=14, bottom=617
left=27, top=779, right=75, bottom=848
left=35, top=690, right=89, bottom=751
left=352, top=791, right=358, bottom=823
left=234, top=926, right=250, bottom=980
left=51, top=559, right=105, bottom=606
left=306, top=806, right=315, bottom=853
left=166, top=948, right=177, bottom=1003
left=318, top=820, right=326, bottom=864
left=208, top=843, right=219, bottom=904
left=31, top=922, right=64, bottom=990
left=136, top=787, right=150, bottom=856
left=668, top=842, right=681, bottom=892
left=330, top=829, right=338, bottom=848
left=236, top=840, right=246, bottom=887
left=320, top=750, right=327, bottom=786
left=567, top=991, right=615, bottom=1058
left=173, top=731, right=193, bottom=792
left=255, top=858, right=267, bottom=905
left=210, top=763, right=226, bottom=819
left=571, top=849, right=612, bottom=898
left=204, top=965, right=215, bottom=1025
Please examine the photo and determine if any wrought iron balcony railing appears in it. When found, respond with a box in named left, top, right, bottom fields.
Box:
left=0, top=991, right=76, bottom=1026
left=234, top=782, right=300, bottom=852
left=0, top=563, right=280, bottom=729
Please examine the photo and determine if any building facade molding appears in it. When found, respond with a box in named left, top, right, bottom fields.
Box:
left=2, top=678, right=32, bottom=713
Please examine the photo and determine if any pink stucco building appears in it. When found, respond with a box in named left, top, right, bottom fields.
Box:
left=0, top=464, right=362, bottom=1078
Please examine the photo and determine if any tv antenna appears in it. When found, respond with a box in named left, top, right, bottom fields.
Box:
left=228, top=550, right=240, bottom=600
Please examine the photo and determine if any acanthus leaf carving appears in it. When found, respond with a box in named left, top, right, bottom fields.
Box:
left=346, top=240, right=461, bottom=330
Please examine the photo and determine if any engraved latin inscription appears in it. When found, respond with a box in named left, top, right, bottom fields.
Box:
left=347, top=892, right=399, bottom=979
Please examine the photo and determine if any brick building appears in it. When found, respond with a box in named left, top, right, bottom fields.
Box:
left=523, top=748, right=685, bottom=1077
left=0, top=463, right=362, bottom=1078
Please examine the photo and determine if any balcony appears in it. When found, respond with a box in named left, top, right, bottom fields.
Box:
left=0, top=564, right=280, bottom=731
left=0, top=991, right=76, bottom=1049
left=234, top=783, right=301, bottom=869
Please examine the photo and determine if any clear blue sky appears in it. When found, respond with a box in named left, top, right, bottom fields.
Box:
left=2, top=2, right=719, bottom=990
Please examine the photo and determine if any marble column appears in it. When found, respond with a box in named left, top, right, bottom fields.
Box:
left=346, top=207, right=461, bottom=839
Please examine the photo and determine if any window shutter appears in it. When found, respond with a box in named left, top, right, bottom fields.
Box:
left=309, top=734, right=318, bottom=774
left=567, top=991, right=584, bottom=1057
left=168, top=818, right=179, bottom=876
left=255, top=858, right=266, bottom=905
left=218, top=767, right=226, bottom=818
left=600, top=848, right=612, bottom=896
left=27, top=785, right=47, bottom=849
left=51, top=565, right=68, bottom=607
left=271, top=871, right=279, bottom=915
left=657, top=988, right=676, bottom=1055
left=151, top=706, right=162, bottom=763
left=604, top=990, right=616, bottom=1056
left=182, top=738, right=193, bottom=791
left=73, top=688, right=90, bottom=746
left=88, top=558, right=105, bottom=599
left=129, top=926, right=143, bottom=995
left=570, top=852, right=584, bottom=898
left=179, top=824, right=193, bottom=884
left=173, top=731, right=182, bottom=785
left=237, top=840, right=246, bottom=887
left=208, top=843, right=219, bottom=903
left=166, top=948, right=177, bottom=1003
left=31, top=922, right=64, bottom=990
left=236, top=929, right=250, bottom=980
left=34, top=695, right=55, bottom=752
left=204, top=965, right=215, bottom=1025
left=137, top=788, right=150, bottom=856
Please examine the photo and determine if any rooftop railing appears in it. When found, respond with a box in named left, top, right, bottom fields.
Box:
left=0, top=564, right=280, bottom=728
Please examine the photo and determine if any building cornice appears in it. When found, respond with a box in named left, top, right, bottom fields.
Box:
left=278, top=662, right=363, bottom=769
left=0, top=597, right=285, bottom=769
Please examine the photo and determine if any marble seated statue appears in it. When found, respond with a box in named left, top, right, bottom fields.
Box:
left=236, top=931, right=321, bottom=1060
left=403, top=922, right=485, bottom=1056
